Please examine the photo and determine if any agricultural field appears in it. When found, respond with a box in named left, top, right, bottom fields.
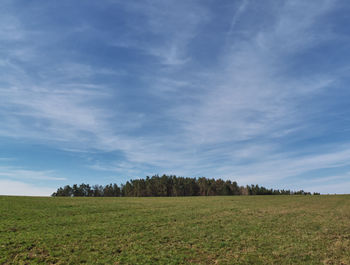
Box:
left=1, top=195, right=350, bottom=264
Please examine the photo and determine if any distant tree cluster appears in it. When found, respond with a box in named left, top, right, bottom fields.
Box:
left=52, top=183, right=121, bottom=197
left=52, top=175, right=315, bottom=197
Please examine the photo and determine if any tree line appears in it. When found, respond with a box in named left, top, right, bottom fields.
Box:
left=52, top=175, right=318, bottom=197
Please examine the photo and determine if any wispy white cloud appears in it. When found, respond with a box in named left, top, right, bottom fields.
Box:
left=176, top=0, right=336, bottom=145
left=227, top=0, right=249, bottom=39
left=0, top=158, right=14, bottom=161
left=109, top=0, right=209, bottom=66
left=226, top=147, right=350, bottom=185
left=0, top=16, right=23, bottom=41
left=0, top=179, right=55, bottom=196
left=0, top=166, right=65, bottom=181
left=295, top=172, right=350, bottom=192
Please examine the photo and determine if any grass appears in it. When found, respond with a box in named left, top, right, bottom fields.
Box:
left=1, top=195, right=350, bottom=264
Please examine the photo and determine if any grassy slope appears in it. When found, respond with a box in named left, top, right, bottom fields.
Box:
left=0, top=195, right=350, bottom=264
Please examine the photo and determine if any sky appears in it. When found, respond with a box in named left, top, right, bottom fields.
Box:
left=1, top=0, right=350, bottom=196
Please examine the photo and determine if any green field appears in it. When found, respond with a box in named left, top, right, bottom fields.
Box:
left=1, top=196, right=350, bottom=264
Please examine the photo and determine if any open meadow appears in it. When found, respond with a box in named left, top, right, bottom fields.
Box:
left=1, top=195, right=350, bottom=264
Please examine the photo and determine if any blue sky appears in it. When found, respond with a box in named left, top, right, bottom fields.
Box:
left=1, top=0, right=350, bottom=195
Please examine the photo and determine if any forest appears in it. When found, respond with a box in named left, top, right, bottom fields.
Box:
left=52, top=174, right=317, bottom=197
